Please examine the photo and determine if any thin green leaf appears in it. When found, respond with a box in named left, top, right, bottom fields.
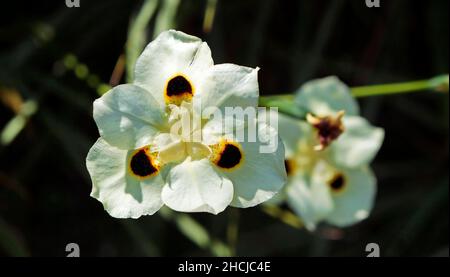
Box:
left=0, top=217, right=30, bottom=257
left=126, top=0, right=159, bottom=82
left=153, top=0, right=180, bottom=38
left=159, top=207, right=231, bottom=256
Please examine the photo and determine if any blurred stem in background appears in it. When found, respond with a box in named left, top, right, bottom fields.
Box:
left=159, top=207, right=231, bottom=256
left=0, top=97, right=38, bottom=147
left=154, top=0, right=180, bottom=39
left=62, top=54, right=111, bottom=95
left=261, top=205, right=304, bottom=230
left=0, top=217, right=30, bottom=257
left=351, top=74, right=449, bottom=97
left=121, top=220, right=160, bottom=256
left=260, top=74, right=449, bottom=118
left=125, top=0, right=180, bottom=82
left=202, top=0, right=217, bottom=33
left=226, top=208, right=240, bottom=256
left=126, top=0, right=159, bottom=82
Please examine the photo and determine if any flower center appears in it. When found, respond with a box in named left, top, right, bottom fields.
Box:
left=306, top=111, right=345, bottom=151
left=149, top=100, right=244, bottom=170
left=129, top=147, right=159, bottom=178
left=152, top=102, right=212, bottom=164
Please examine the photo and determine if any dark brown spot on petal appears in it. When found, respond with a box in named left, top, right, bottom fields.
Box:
left=285, top=159, right=296, bottom=176
left=285, top=160, right=291, bottom=175
left=130, top=149, right=158, bottom=177
left=329, top=173, right=346, bottom=192
left=216, top=143, right=242, bottom=169
left=166, top=75, right=193, bottom=97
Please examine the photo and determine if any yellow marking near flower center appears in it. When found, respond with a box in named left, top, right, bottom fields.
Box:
left=128, top=146, right=160, bottom=179
left=210, top=139, right=244, bottom=171
left=164, top=74, right=194, bottom=105
left=284, top=159, right=298, bottom=176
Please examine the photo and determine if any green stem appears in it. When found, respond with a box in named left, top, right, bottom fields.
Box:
left=260, top=74, right=449, bottom=101
left=226, top=208, right=240, bottom=256
left=351, top=74, right=448, bottom=98
left=126, top=0, right=159, bottom=82
left=159, top=207, right=231, bottom=256
left=203, top=0, right=217, bottom=33
left=261, top=205, right=304, bottom=230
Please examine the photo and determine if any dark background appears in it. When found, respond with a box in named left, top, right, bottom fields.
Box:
left=0, top=0, right=448, bottom=257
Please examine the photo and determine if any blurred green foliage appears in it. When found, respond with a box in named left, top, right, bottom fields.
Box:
left=0, top=0, right=448, bottom=257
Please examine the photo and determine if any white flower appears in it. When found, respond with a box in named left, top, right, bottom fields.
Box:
left=270, top=76, right=384, bottom=230
left=286, top=158, right=376, bottom=230
left=86, top=30, right=286, bottom=218
left=295, top=76, right=384, bottom=168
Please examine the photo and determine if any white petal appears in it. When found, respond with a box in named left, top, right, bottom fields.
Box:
left=286, top=173, right=334, bottom=231
left=266, top=110, right=303, bottom=159
left=295, top=76, right=359, bottom=116
left=328, top=116, right=384, bottom=168
left=201, top=114, right=247, bottom=146
left=134, top=30, right=213, bottom=106
left=93, top=84, right=165, bottom=150
left=223, top=122, right=287, bottom=208
left=263, top=190, right=287, bottom=206
left=161, top=158, right=233, bottom=214
left=197, top=64, right=259, bottom=113
left=325, top=167, right=377, bottom=227
left=86, top=138, right=164, bottom=218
